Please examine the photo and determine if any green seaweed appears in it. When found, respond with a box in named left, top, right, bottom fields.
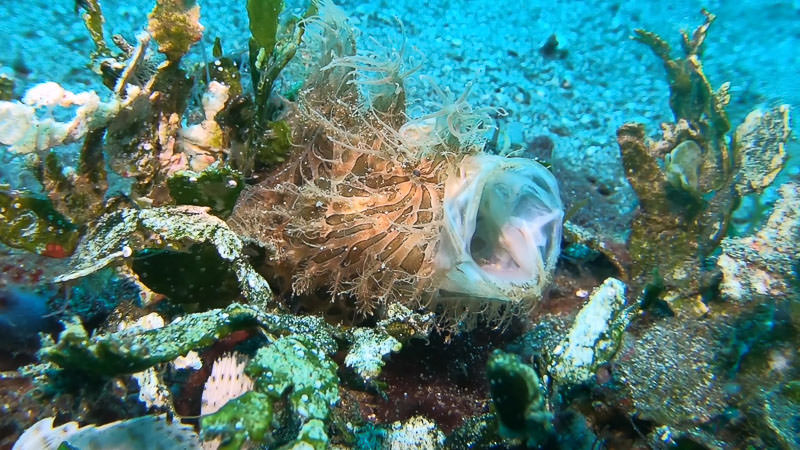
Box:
left=486, top=350, right=554, bottom=447
left=167, top=165, right=244, bottom=217
left=202, top=391, right=274, bottom=450
left=247, top=0, right=281, bottom=54
left=38, top=303, right=339, bottom=378
left=248, top=0, right=311, bottom=122
left=75, top=0, right=111, bottom=61
left=0, top=187, right=79, bottom=257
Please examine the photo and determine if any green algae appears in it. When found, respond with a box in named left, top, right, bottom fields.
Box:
left=0, top=186, right=79, bottom=256
left=38, top=303, right=338, bottom=378
left=248, top=0, right=306, bottom=121
left=167, top=166, right=244, bottom=217
left=247, top=334, right=339, bottom=421
left=75, top=0, right=111, bottom=62
left=202, top=391, right=274, bottom=450
left=0, top=73, right=14, bottom=101
left=247, top=0, right=281, bottom=55
left=486, top=350, right=553, bottom=446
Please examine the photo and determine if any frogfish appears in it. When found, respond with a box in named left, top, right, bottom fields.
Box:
left=229, top=5, right=563, bottom=328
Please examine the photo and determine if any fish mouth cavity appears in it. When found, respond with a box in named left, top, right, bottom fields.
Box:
left=434, top=154, right=563, bottom=303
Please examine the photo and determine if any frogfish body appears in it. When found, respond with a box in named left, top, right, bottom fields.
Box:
left=230, top=7, right=562, bottom=328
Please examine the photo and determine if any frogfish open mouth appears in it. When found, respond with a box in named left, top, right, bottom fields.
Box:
left=229, top=5, right=563, bottom=328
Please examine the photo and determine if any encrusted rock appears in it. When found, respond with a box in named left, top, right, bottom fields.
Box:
left=14, top=415, right=200, bottom=450
left=550, top=277, right=632, bottom=386
left=344, top=303, right=435, bottom=382
left=54, top=205, right=273, bottom=308
left=383, top=416, right=445, bottom=450
left=732, top=105, right=792, bottom=196
left=718, top=183, right=800, bottom=303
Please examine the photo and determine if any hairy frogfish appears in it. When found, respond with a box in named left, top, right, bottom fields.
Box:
left=229, top=6, right=563, bottom=328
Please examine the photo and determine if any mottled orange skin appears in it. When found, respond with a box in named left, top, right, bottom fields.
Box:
left=231, top=106, right=460, bottom=314
left=228, top=4, right=549, bottom=326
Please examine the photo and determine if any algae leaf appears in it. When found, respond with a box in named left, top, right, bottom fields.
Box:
left=148, top=0, right=204, bottom=62
left=167, top=166, right=244, bottom=217
left=0, top=74, right=15, bottom=101
left=76, top=0, right=111, bottom=59
left=247, top=0, right=282, bottom=56
left=0, top=187, right=80, bottom=257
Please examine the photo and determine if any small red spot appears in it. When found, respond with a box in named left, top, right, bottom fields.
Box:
left=42, top=243, right=68, bottom=258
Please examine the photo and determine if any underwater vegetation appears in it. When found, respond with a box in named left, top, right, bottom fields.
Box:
left=0, top=0, right=797, bottom=449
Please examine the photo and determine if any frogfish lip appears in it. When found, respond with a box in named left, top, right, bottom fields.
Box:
left=434, top=153, right=563, bottom=302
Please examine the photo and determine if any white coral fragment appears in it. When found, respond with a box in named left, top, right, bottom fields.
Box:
left=0, top=82, right=132, bottom=154
left=345, top=327, right=402, bottom=381
left=118, top=313, right=174, bottom=410
left=384, top=415, right=445, bottom=450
